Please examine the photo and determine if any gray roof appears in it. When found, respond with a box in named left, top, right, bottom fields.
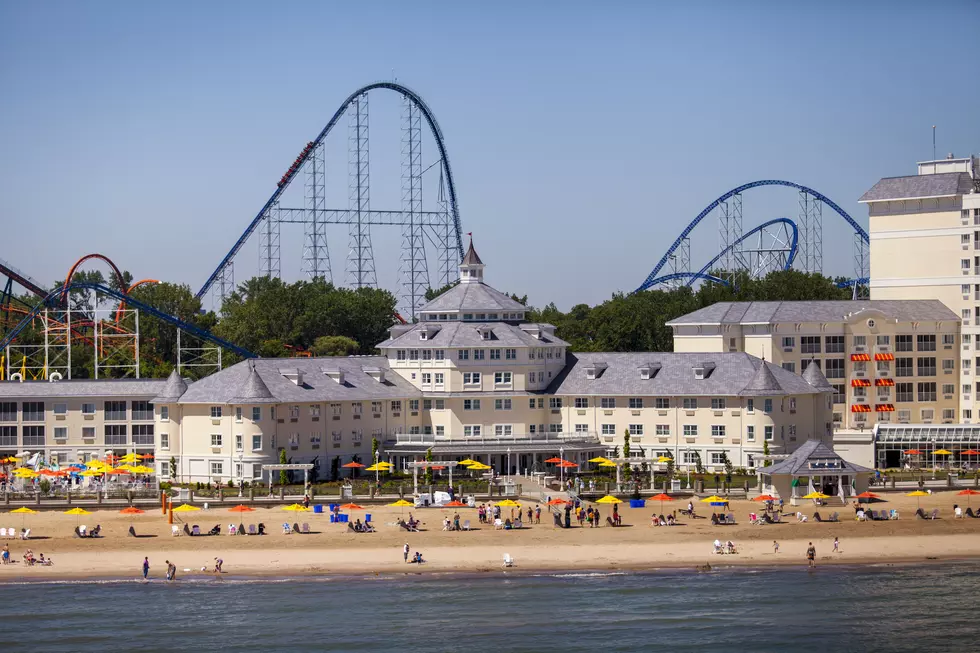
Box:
left=173, top=356, right=422, bottom=404
left=762, top=439, right=872, bottom=476
left=0, top=378, right=167, bottom=399
left=418, top=282, right=526, bottom=314
left=153, top=369, right=189, bottom=402
left=739, top=362, right=787, bottom=397
left=377, top=322, right=569, bottom=349
left=230, top=363, right=277, bottom=404
left=802, top=361, right=834, bottom=391
left=667, top=300, right=958, bottom=326
left=548, top=352, right=825, bottom=397
left=859, top=172, right=974, bottom=202
left=461, top=240, right=483, bottom=265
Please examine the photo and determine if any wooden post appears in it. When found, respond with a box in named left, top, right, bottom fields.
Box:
left=161, top=492, right=166, bottom=514
left=167, top=498, right=173, bottom=525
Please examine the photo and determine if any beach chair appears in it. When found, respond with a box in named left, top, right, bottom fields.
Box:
left=21, top=528, right=30, bottom=540
left=248, top=524, right=257, bottom=535
left=955, top=507, right=963, bottom=519
left=606, top=516, right=616, bottom=527
left=829, top=512, right=840, bottom=522
left=301, top=523, right=310, bottom=534
left=553, top=512, right=563, bottom=528
left=237, top=522, right=246, bottom=535
left=812, top=512, right=823, bottom=522
left=0, top=528, right=5, bottom=537
left=172, top=525, right=180, bottom=537
left=494, top=518, right=504, bottom=530
left=966, top=508, right=976, bottom=518
left=503, top=553, right=515, bottom=568
left=228, top=524, right=237, bottom=535
left=463, top=520, right=470, bottom=531
left=347, top=522, right=357, bottom=533
left=726, top=513, right=736, bottom=525
left=283, top=523, right=292, bottom=534
left=128, top=526, right=137, bottom=537
left=292, top=522, right=301, bottom=534
left=929, top=508, right=939, bottom=520
left=74, top=526, right=82, bottom=538
left=210, top=524, right=222, bottom=536
left=258, top=523, right=267, bottom=535
left=183, top=523, right=192, bottom=536
left=772, top=513, right=781, bottom=524
left=890, top=510, right=899, bottom=520
left=192, top=525, right=201, bottom=536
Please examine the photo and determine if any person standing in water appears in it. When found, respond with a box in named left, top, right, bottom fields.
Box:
left=142, top=556, right=150, bottom=580
left=166, top=560, right=176, bottom=581
left=806, top=542, right=816, bottom=568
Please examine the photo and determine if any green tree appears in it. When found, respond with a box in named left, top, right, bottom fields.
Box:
left=665, top=454, right=675, bottom=481
left=424, top=448, right=433, bottom=485
left=763, top=440, right=772, bottom=467
left=692, top=451, right=704, bottom=476
left=330, top=456, right=340, bottom=482
left=169, top=456, right=177, bottom=482
left=622, top=429, right=632, bottom=481
left=424, top=281, right=458, bottom=301
left=278, top=448, right=288, bottom=485
left=721, top=452, right=733, bottom=482
left=312, top=335, right=359, bottom=357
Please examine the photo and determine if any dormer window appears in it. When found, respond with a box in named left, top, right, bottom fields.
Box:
left=419, top=331, right=428, bottom=341
left=363, top=368, right=386, bottom=384
left=586, top=369, right=596, bottom=380
left=321, top=368, right=345, bottom=385
left=477, top=326, right=493, bottom=341
left=638, top=362, right=662, bottom=380
left=584, top=362, right=608, bottom=379
left=693, top=362, right=716, bottom=380
left=279, top=369, right=304, bottom=386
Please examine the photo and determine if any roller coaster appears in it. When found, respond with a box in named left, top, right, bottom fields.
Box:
left=198, top=81, right=465, bottom=321
left=1, top=254, right=254, bottom=380
left=635, top=180, right=869, bottom=293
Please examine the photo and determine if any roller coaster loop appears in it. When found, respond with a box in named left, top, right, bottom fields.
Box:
left=639, top=272, right=731, bottom=288
left=687, top=218, right=798, bottom=286
left=197, top=81, right=463, bottom=299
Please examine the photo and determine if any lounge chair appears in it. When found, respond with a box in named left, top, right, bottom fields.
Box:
left=347, top=522, right=357, bottom=533
left=829, top=512, right=840, bottom=522
left=503, top=553, right=515, bottom=568
left=771, top=513, right=781, bottom=524
left=364, top=522, right=376, bottom=533
left=813, top=512, right=823, bottom=522
left=183, top=523, right=192, bottom=536
left=228, top=524, right=237, bottom=535
left=553, top=512, right=564, bottom=528
left=929, top=508, right=939, bottom=520
left=726, top=513, right=736, bottom=525
left=494, top=518, right=504, bottom=530
left=954, top=507, right=964, bottom=519
left=209, top=524, right=221, bottom=536
left=20, top=528, right=30, bottom=540
left=398, top=520, right=418, bottom=532
left=0, top=528, right=5, bottom=537
left=890, top=510, right=899, bottom=520
left=463, top=520, right=470, bottom=531
left=248, top=524, right=257, bottom=535
left=74, top=526, right=82, bottom=538
left=172, top=525, right=180, bottom=536
left=915, top=508, right=929, bottom=520
left=301, top=523, right=310, bottom=534
left=90, top=525, right=100, bottom=537
left=292, top=522, right=301, bottom=534
left=282, top=523, right=292, bottom=534
left=128, top=526, right=137, bottom=537
left=966, top=507, right=976, bottom=518
left=192, top=525, right=201, bottom=536
left=257, top=523, right=266, bottom=535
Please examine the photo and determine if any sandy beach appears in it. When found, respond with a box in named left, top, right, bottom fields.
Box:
left=2, top=490, right=979, bottom=580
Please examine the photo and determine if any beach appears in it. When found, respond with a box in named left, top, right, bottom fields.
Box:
left=2, top=490, right=979, bottom=580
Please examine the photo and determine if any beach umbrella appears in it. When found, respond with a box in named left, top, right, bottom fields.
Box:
left=388, top=499, right=413, bottom=507
left=598, top=461, right=617, bottom=468
left=957, top=488, right=980, bottom=507
left=496, top=499, right=520, bottom=508
left=649, top=492, right=675, bottom=513
left=365, top=463, right=390, bottom=472
left=65, top=506, right=92, bottom=528
left=119, top=506, right=145, bottom=514
left=10, top=506, right=37, bottom=530
left=228, top=505, right=255, bottom=513
left=130, top=465, right=155, bottom=474
left=801, top=492, right=830, bottom=500
left=934, top=450, right=953, bottom=455
left=557, top=461, right=578, bottom=468
left=906, top=490, right=929, bottom=510
left=855, top=491, right=882, bottom=501
left=588, top=456, right=611, bottom=464
left=172, top=504, right=201, bottom=513
left=656, top=456, right=673, bottom=463
left=341, top=462, right=365, bottom=468
left=458, top=459, right=479, bottom=466
left=467, top=462, right=491, bottom=471
left=445, top=500, right=468, bottom=507
left=282, top=504, right=309, bottom=512
left=752, top=494, right=777, bottom=502
left=80, top=470, right=102, bottom=477
left=544, top=457, right=564, bottom=464
left=339, top=503, right=364, bottom=510
left=700, top=495, right=724, bottom=503
left=546, top=498, right=569, bottom=506
left=117, top=453, right=143, bottom=463
left=595, top=495, right=622, bottom=504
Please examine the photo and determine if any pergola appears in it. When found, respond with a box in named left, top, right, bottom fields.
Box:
left=406, top=461, right=463, bottom=494
left=262, top=463, right=314, bottom=491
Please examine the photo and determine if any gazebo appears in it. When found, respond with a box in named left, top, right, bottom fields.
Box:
left=759, top=440, right=871, bottom=505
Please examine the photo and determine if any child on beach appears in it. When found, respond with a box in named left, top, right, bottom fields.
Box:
left=403, top=543, right=410, bottom=563
left=773, top=540, right=779, bottom=554
left=833, top=537, right=840, bottom=553
left=166, top=560, right=176, bottom=581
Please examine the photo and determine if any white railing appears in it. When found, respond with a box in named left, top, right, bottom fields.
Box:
left=390, top=432, right=600, bottom=446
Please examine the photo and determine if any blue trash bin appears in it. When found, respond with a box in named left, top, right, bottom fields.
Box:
left=313, top=504, right=323, bottom=514
left=329, top=514, right=336, bottom=523
left=341, top=514, right=349, bottom=523
left=365, top=513, right=372, bottom=523
left=329, top=503, right=337, bottom=513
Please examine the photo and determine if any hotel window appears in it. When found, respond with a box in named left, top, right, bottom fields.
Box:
left=600, top=398, right=616, bottom=409
left=548, top=424, right=564, bottom=433
left=423, top=399, right=432, bottom=411
left=941, top=359, right=955, bottom=374
left=711, top=425, right=726, bottom=437
left=746, top=425, right=755, bottom=442
left=421, top=373, right=432, bottom=385
left=246, top=406, right=257, bottom=422
left=825, top=336, right=845, bottom=353
left=832, top=385, right=845, bottom=404
left=683, top=425, right=697, bottom=437
left=101, top=401, right=126, bottom=421
left=80, top=403, right=95, bottom=416
left=964, top=384, right=972, bottom=395
left=897, top=410, right=911, bottom=422
left=396, top=350, right=406, bottom=361
left=801, top=336, right=821, bottom=354
left=252, top=435, right=262, bottom=451
left=764, top=426, right=774, bottom=441
left=287, top=405, right=299, bottom=420
left=473, top=350, right=485, bottom=360
left=896, top=383, right=914, bottom=402
left=963, top=259, right=971, bottom=270
left=211, top=462, right=223, bottom=476
left=574, top=424, right=588, bottom=434
left=132, top=424, right=154, bottom=446
left=601, top=424, right=615, bottom=435
left=682, top=398, right=698, bottom=410
left=463, top=425, right=482, bottom=437
left=353, top=430, right=364, bottom=443
left=390, top=400, right=401, bottom=413
left=494, top=399, right=512, bottom=411
left=494, top=372, right=512, bottom=385
left=917, top=382, right=937, bottom=402
left=921, top=409, right=934, bottom=421
left=895, top=358, right=913, bottom=377
left=877, top=335, right=890, bottom=346
left=489, top=349, right=501, bottom=360
left=550, top=398, right=563, bottom=409
left=505, top=349, right=517, bottom=360
left=409, top=400, right=419, bottom=412
left=235, top=434, right=244, bottom=452
left=210, top=433, right=222, bottom=447
left=435, top=350, right=444, bottom=361
left=528, top=398, right=536, bottom=409
left=943, top=334, right=956, bottom=346
left=825, top=358, right=845, bottom=379
left=435, top=426, right=444, bottom=436
left=103, top=424, right=127, bottom=446
left=464, top=399, right=481, bottom=411
left=877, top=360, right=890, bottom=373
left=422, top=349, right=432, bottom=360
left=497, top=425, right=514, bottom=436
left=656, top=425, right=670, bottom=436
left=917, top=357, right=937, bottom=377
left=965, top=409, right=973, bottom=420
left=782, top=362, right=796, bottom=373
left=51, top=402, right=67, bottom=416
left=653, top=398, right=667, bottom=409
left=369, top=401, right=382, bottom=415
left=82, top=426, right=95, bottom=440
left=311, top=433, right=322, bottom=448
left=964, top=235, right=972, bottom=247
left=711, top=398, right=726, bottom=410
left=853, top=361, right=868, bottom=374
left=965, top=335, right=972, bottom=346
left=764, top=399, right=773, bottom=413
left=917, top=335, right=936, bottom=352
left=458, top=350, right=469, bottom=360
left=682, top=451, right=697, bottom=464
left=574, top=398, right=589, bottom=409
left=463, top=314, right=473, bottom=321
left=22, top=425, right=44, bottom=446
left=210, top=406, right=222, bottom=419
left=710, top=452, right=726, bottom=465
left=409, top=350, right=419, bottom=360
left=628, top=424, right=643, bottom=436
left=434, top=373, right=445, bottom=386
left=781, top=337, right=795, bottom=349
left=853, top=386, right=867, bottom=398
left=53, top=426, right=67, bottom=440
left=746, top=399, right=754, bottom=413
left=435, top=399, right=445, bottom=410
left=529, top=372, right=536, bottom=383
left=160, top=432, right=170, bottom=450
left=232, top=406, right=241, bottom=423
left=896, top=335, right=913, bottom=352
left=464, top=372, right=481, bottom=385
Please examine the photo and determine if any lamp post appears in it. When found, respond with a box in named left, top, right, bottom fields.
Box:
left=237, top=451, right=244, bottom=497
left=507, top=447, right=511, bottom=478
left=559, top=446, right=565, bottom=488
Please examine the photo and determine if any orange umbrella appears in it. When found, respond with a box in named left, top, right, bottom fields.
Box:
left=752, top=494, right=777, bottom=502
left=546, top=498, right=569, bottom=506
left=445, top=500, right=468, bottom=507
left=341, top=462, right=365, bottom=468
left=903, top=449, right=921, bottom=455
left=119, top=506, right=145, bottom=514
left=958, top=488, right=980, bottom=507
left=557, top=461, right=578, bottom=468
left=430, top=465, right=447, bottom=470
left=649, top=492, right=675, bottom=513
left=544, top=457, right=564, bottom=464
left=229, top=504, right=255, bottom=513
left=339, top=503, right=363, bottom=510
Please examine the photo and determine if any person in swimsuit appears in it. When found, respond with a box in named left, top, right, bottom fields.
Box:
left=806, top=542, right=816, bottom=568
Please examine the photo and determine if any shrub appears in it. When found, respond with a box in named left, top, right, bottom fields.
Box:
left=39, top=479, right=51, bottom=494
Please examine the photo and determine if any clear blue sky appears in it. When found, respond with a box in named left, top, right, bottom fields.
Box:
left=2, top=1, right=979, bottom=310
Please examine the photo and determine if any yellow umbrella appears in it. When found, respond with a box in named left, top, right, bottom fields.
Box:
left=495, top=499, right=520, bottom=507
left=388, top=499, right=414, bottom=507
left=595, top=495, right=622, bottom=504
left=459, top=459, right=480, bottom=466
left=130, top=465, right=155, bottom=474
left=13, top=468, right=38, bottom=478
left=467, top=463, right=491, bottom=470
left=80, top=470, right=103, bottom=477
left=283, top=504, right=310, bottom=512
left=117, top=453, right=143, bottom=463
left=598, top=461, right=617, bottom=468
left=656, top=456, right=673, bottom=463
left=364, top=464, right=388, bottom=472
left=933, top=450, right=953, bottom=455
left=116, top=464, right=136, bottom=472
left=64, top=507, right=91, bottom=515
left=907, top=489, right=929, bottom=509
left=801, top=492, right=830, bottom=500
left=172, top=504, right=201, bottom=512
left=11, top=507, right=37, bottom=514
left=588, top=456, right=611, bottom=464
left=700, top=495, right=725, bottom=503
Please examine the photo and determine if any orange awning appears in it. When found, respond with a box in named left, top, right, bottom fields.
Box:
left=851, top=378, right=872, bottom=387
left=875, top=404, right=895, bottom=412
left=851, top=404, right=872, bottom=413
left=874, top=353, right=894, bottom=361
left=851, top=353, right=871, bottom=362
left=875, top=378, right=895, bottom=386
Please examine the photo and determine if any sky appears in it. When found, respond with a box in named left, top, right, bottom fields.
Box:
left=2, top=1, right=979, bottom=311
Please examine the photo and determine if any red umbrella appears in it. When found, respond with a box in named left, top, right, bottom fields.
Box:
left=557, top=461, right=578, bottom=468
left=546, top=498, right=569, bottom=506
left=445, top=500, right=468, bottom=507
left=752, top=494, right=777, bottom=502
left=649, top=492, right=675, bottom=513
left=544, top=457, right=564, bottom=464
left=958, top=488, right=980, bottom=507
left=341, top=462, right=365, bottom=468
left=119, top=506, right=145, bottom=514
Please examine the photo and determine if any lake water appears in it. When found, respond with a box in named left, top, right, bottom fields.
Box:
left=1, top=564, right=977, bottom=652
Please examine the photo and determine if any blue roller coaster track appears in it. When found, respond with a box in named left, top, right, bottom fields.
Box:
left=196, top=81, right=464, bottom=299
left=638, top=272, right=731, bottom=288
left=0, top=283, right=256, bottom=359
left=636, top=180, right=869, bottom=293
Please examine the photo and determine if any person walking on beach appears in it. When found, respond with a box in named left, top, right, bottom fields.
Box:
left=833, top=536, right=840, bottom=553
left=142, top=556, right=150, bottom=580
left=773, top=540, right=779, bottom=554
left=166, top=560, right=176, bottom=581
left=806, top=542, right=816, bottom=568
left=403, top=542, right=410, bottom=563
left=535, top=505, right=541, bottom=524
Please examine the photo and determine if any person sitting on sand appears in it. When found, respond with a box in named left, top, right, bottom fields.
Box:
left=354, top=519, right=364, bottom=532
left=726, top=540, right=737, bottom=554
left=796, top=512, right=808, bottom=523
left=713, top=539, right=722, bottom=554
left=504, top=518, right=512, bottom=529
left=442, top=517, right=451, bottom=531
left=412, top=551, right=424, bottom=564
